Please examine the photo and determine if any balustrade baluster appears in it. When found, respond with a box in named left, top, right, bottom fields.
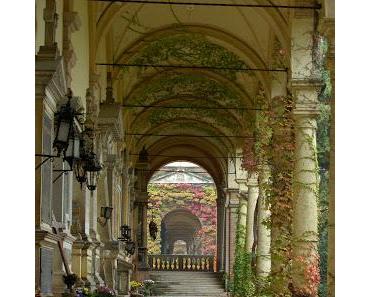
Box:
left=166, top=258, right=170, bottom=270
left=148, top=254, right=215, bottom=271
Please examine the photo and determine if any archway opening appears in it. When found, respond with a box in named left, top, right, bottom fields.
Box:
left=147, top=161, right=217, bottom=260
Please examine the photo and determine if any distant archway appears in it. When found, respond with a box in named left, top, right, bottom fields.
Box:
left=161, top=208, right=202, bottom=255
left=147, top=161, right=218, bottom=258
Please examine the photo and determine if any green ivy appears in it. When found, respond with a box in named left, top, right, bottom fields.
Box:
left=232, top=218, right=256, bottom=297
left=132, top=33, right=248, bottom=80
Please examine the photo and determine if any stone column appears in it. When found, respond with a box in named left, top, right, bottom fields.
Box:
left=91, top=242, right=105, bottom=287
left=256, top=166, right=271, bottom=278
left=90, top=186, right=99, bottom=241
left=246, top=173, right=259, bottom=252
left=102, top=249, right=118, bottom=290
left=135, top=158, right=150, bottom=270
left=121, top=170, right=129, bottom=226
left=237, top=192, right=248, bottom=246
left=71, top=180, right=95, bottom=288
left=52, top=158, right=65, bottom=224
left=320, top=16, right=335, bottom=297
left=216, top=189, right=226, bottom=272
left=289, top=6, right=322, bottom=294
left=291, top=81, right=320, bottom=295
left=136, top=200, right=149, bottom=270
left=52, top=233, right=75, bottom=296
left=223, top=189, right=239, bottom=277
left=81, top=241, right=95, bottom=289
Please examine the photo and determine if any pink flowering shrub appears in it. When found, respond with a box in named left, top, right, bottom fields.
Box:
left=147, top=183, right=217, bottom=255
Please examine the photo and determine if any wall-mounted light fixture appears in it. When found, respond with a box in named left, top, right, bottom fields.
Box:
left=119, top=225, right=132, bottom=242
left=85, top=153, right=102, bottom=191
left=98, top=206, right=113, bottom=226
left=53, top=89, right=75, bottom=157
left=63, top=125, right=80, bottom=169
left=35, top=89, right=103, bottom=193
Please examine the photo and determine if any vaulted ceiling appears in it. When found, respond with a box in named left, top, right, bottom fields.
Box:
left=90, top=0, right=291, bottom=185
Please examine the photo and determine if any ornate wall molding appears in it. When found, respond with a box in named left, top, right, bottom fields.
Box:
left=63, top=6, right=81, bottom=88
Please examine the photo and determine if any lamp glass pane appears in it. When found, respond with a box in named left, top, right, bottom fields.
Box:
left=57, top=120, right=71, bottom=143
left=127, top=227, right=131, bottom=239
left=65, top=137, right=74, bottom=158
left=87, top=171, right=96, bottom=188
left=106, top=207, right=113, bottom=219
left=73, top=137, right=80, bottom=158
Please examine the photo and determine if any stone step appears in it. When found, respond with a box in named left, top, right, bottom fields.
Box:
left=155, top=287, right=224, bottom=290
left=156, top=282, right=223, bottom=288
left=151, top=293, right=227, bottom=297
left=150, top=278, right=223, bottom=283
left=153, top=289, right=224, bottom=295
left=149, top=271, right=225, bottom=296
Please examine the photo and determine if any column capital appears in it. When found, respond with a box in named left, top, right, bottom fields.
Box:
left=235, top=178, right=248, bottom=193
left=246, top=172, right=258, bottom=187
left=291, top=79, right=323, bottom=95
left=291, top=80, right=321, bottom=120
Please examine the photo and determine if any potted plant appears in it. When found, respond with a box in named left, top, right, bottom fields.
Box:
left=142, top=280, right=155, bottom=296
left=75, top=287, right=93, bottom=297
left=93, top=285, right=117, bottom=297
left=129, top=281, right=144, bottom=297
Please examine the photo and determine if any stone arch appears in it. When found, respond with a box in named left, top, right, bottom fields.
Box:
left=161, top=208, right=203, bottom=255
left=95, top=4, right=290, bottom=61
left=145, top=144, right=225, bottom=187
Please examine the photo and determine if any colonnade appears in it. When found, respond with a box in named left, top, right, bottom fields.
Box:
left=35, top=1, right=334, bottom=296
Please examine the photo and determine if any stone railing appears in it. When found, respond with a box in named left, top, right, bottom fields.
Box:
left=148, top=254, right=215, bottom=272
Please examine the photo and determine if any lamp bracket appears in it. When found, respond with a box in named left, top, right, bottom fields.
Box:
left=35, top=154, right=59, bottom=170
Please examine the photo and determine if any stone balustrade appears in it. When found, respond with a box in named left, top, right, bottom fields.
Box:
left=148, top=254, right=215, bottom=272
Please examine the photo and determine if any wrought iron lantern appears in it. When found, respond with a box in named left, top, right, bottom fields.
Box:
left=85, top=153, right=102, bottom=191
left=125, top=239, right=136, bottom=255
left=149, top=220, right=158, bottom=240
left=74, top=159, right=87, bottom=188
left=53, top=89, right=75, bottom=156
left=63, top=125, right=80, bottom=169
left=119, top=225, right=132, bottom=242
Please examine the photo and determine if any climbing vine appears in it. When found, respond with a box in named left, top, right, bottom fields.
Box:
left=232, top=223, right=256, bottom=297
left=147, top=183, right=217, bottom=255
left=241, top=92, right=300, bottom=297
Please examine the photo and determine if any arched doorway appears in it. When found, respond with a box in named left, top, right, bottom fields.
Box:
left=161, top=208, right=202, bottom=255
left=146, top=161, right=218, bottom=271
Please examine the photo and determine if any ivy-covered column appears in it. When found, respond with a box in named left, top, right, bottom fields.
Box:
left=291, top=82, right=321, bottom=296
left=223, top=188, right=239, bottom=280
left=237, top=192, right=248, bottom=246
left=289, top=6, right=322, bottom=295
left=256, top=165, right=271, bottom=278
left=320, top=14, right=335, bottom=297
left=246, top=173, right=258, bottom=252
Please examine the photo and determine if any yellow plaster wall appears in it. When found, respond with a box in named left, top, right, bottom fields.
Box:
left=96, top=37, right=107, bottom=103
left=71, top=0, right=89, bottom=110
left=35, top=0, right=46, bottom=53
